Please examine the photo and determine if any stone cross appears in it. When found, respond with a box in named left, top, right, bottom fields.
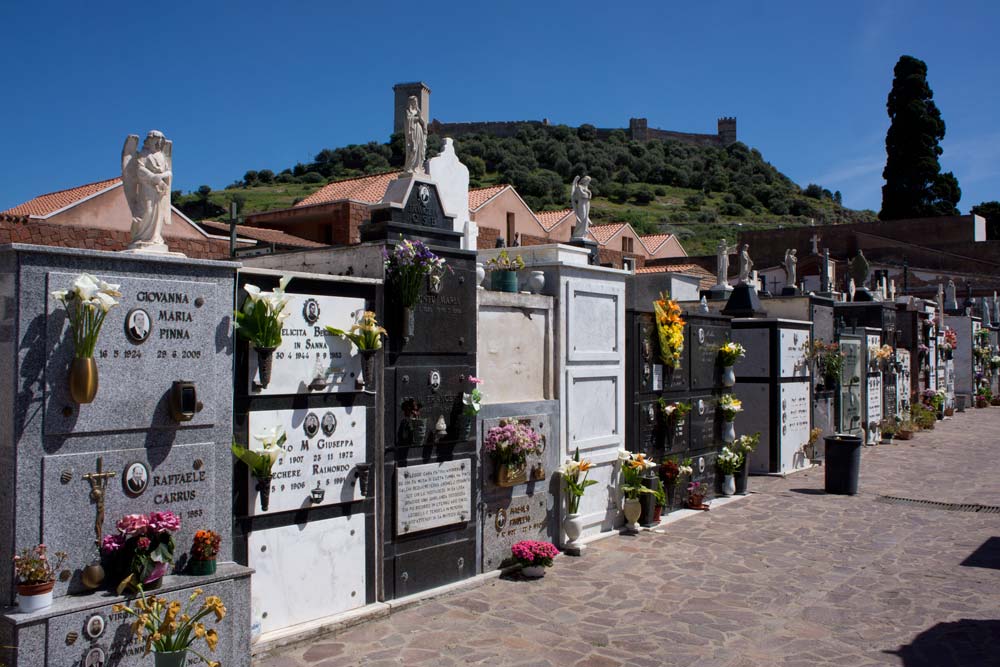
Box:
left=810, top=233, right=820, bottom=255
left=82, top=457, right=117, bottom=548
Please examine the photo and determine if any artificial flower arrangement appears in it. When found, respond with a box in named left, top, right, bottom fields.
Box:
left=660, top=457, right=693, bottom=486
left=717, top=341, right=746, bottom=367
left=12, top=544, right=68, bottom=611
left=991, top=355, right=1000, bottom=371
left=325, top=310, right=387, bottom=352
left=734, top=433, right=760, bottom=459
left=50, top=273, right=122, bottom=358
left=114, top=588, right=226, bottom=666
left=188, top=529, right=221, bottom=576
left=235, top=275, right=292, bottom=388
left=462, top=376, right=484, bottom=417
left=653, top=292, right=685, bottom=369
left=485, top=249, right=525, bottom=272
left=617, top=449, right=657, bottom=500
left=718, top=394, right=743, bottom=421
left=383, top=238, right=450, bottom=308
left=803, top=340, right=844, bottom=385
left=559, top=448, right=598, bottom=514
left=658, top=398, right=692, bottom=423
left=941, top=327, right=958, bottom=352
left=231, top=426, right=286, bottom=511
left=716, top=446, right=743, bottom=475
left=919, top=389, right=945, bottom=412
left=510, top=540, right=559, bottom=572
left=100, top=511, right=181, bottom=594
left=484, top=420, right=542, bottom=486
left=874, top=344, right=894, bottom=361
left=686, top=481, right=709, bottom=510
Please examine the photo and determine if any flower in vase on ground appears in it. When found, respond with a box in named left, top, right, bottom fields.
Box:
left=510, top=540, right=559, bottom=568
left=718, top=394, right=743, bottom=421
left=660, top=457, right=694, bottom=486
left=559, top=448, right=597, bottom=514
left=619, top=450, right=657, bottom=500
left=716, top=446, right=743, bottom=475
left=734, top=433, right=760, bottom=458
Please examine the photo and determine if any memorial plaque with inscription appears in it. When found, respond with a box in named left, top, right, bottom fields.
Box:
left=779, top=383, right=811, bottom=467
left=247, top=293, right=365, bottom=395
left=393, top=363, right=476, bottom=444
left=635, top=314, right=688, bottom=393
left=396, top=459, right=472, bottom=535
left=866, top=374, right=882, bottom=443
left=689, top=322, right=728, bottom=391
left=44, top=273, right=225, bottom=434
left=839, top=338, right=863, bottom=433
left=388, top=255, right=476, bottom=357
left=247, top=407, right=367, bottom=515
left=779, top=328, right=810, bottom=378
left=689, top=396, right=717, bottom=450
left=481, top=494, right=550, bottom=570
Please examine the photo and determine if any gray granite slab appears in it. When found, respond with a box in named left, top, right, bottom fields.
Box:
left=481, top=493, right=550, bottom=570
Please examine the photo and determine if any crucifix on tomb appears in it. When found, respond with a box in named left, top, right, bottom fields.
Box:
left=82, top=457, right=117, bottom=547
left=810, top=233, right=820, bottom=255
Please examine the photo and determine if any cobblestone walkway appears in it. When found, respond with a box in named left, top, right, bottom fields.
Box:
left=257, top=411, right=1000, bottom=666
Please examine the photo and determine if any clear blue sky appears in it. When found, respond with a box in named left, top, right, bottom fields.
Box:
left=1, top=1, right=998, bottom=214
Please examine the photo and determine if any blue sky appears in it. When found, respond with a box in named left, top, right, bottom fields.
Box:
left=1, top=1, right=998, bottom=214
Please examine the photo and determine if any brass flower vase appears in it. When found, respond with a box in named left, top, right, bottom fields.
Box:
left=69, top=357, right=99, bottom=403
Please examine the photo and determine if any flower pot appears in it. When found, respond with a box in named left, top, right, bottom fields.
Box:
left=16, top=581, right=54, bottom=613
left=255, top=475, right=273, bottom=512
left=255, top=346, right=276, bottom=389
left=721, top=474, right=736, bottom=497
left=944, top=407, right=955, bottom=417
left=188, top=558, right=217, bottom=576
left=734, top=459, right=749, bottom=495
left=497, top=462, right=527, bottom=487
left=406, top=417, right=428, bottom=446
left=69, top=357, right=99, bottom=403
left=491, top=270, right=518, bottom=293
left=562, top=513, right=584, bottom=549
left=154, top=650, right=188, bottom=667
left=475, top=263, right=486, bottom=289
left=358, top=350, right=377, bottom=393
left=622, top=498, right=642, bottom=532
left=722, top=420, right=736, bottom=444
left=527, top=270, right=545, bottom=294
left=721, top=365, right=736, bottom=388
left=652, top=505, right=663, bottom=522
left=897, top=430, right=913, bottom=440
left=521, top=565, right=546, bottom=578
left=402, top=306, right=416, bottom=342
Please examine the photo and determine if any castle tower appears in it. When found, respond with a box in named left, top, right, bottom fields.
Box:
left=393, top=82, right=431, bottom=136
left=718, top=117, right=737, bottom=145
left=629, top=118, right=649, bottom=142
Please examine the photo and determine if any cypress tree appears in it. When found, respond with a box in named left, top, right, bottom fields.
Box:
left=879, top=55, right=961, bottom=220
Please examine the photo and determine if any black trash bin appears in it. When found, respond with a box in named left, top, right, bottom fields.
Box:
left=824, top=433, right=863, bottom=495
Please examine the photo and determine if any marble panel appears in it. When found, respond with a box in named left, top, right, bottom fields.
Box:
left=396, top=459, right=471, bottom=535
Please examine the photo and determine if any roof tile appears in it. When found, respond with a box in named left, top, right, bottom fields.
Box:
left=468, top=185, right=509, bottom=210
left=2, top=177, right=121, bottom=217
left=535, top=209, right=573, bottom=231
left=295, top=172, right=402, bottom=207
left=588, top=223, right=626, bottom=245
left=198, top=221, right=326, bottom=248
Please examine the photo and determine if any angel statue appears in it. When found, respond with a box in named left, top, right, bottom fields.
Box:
left=403, top=96, right=427, bottom=174
left=738, top=244, right=753, bottom=284
left=121, top=131, right=173, bottom=253
left=570, top=175, right=593, bottom=239
left=783, top=249, right=798, bottom=288
left=715, top=239, right=737, bottom=287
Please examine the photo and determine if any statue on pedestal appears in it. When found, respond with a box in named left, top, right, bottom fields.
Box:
left=848, top=278, right=856, bottom=302
left=945, top=279, right=958, bottom=310
left=783, top=249, right=798, bottom=288
left=403, top=96, right=427, bottom=174
left=121, top=130, right=173, bottom=253
left=570, top=175, right=593, bottom=239
left=849, top=250, right=870, bottom=289
left=715, top=239, right=736, bottom=287
left=738, top=244, right=753, bottom=284
left=982, top=297, right=993, bottom=326
left=820, top=248, right=831, bottom=292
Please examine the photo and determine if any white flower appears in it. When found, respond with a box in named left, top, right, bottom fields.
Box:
left=72, top=273, right=100, bottom=300
left=661, top=404, right=677, bottom=416
left=558, top=459, right=580, bottom=476
left=678, top=465, right=693, bottom=476
left=253, top=425, right=287, bottom=449
left=50, top=289, right=69, bottom=303
left=92, top=291, right=119, bottom=313
left=96, top=278, right=121, bottom=297
left=616, top=447, right=631, bottom=463
left=641, top=458, right=657, bottom=470
left=244, top=283, right=262, bottom=301
left=461, top=392, right=481, bottom=412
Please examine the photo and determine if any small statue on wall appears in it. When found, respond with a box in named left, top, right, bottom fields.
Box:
left=121, top=130, right=173, bottom=253
left=403, top=96, right=427, bottom=174
left=570, top=175, right=593, bottom=239
left=738, top=244, right=753, bottom=284
left=783, top=249, right=798, bottom=288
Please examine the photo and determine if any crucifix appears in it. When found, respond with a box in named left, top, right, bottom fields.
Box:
left=810, top=233, right=821, bottom=255
left=82, top=457, right=116, bottom=548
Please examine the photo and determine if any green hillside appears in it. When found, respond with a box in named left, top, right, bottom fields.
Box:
left=172, top=124, right=876, bottom=256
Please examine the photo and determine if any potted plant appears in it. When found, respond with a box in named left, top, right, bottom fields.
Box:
left=803, top=340, right=843, bottom=390
left=896, top=419, right=915, bottom=440
left=717, top=341, right=745, bottom=387
left=653, top=292, right=685, bottom=371
left=50, top=273, right=121, bottom=403
left=383, top=239, right=450, bottom=340
left=231, top=426, right=286, bottom=512
left=511, top=540, right=559, bottom=578
left=12, top=544, right=68, bottom=613
left=652, top=478, right=668, bottom=522
left=483, top=420, right=542, bottom=487
left=486, top=249, right=525, bottom=293
left=100, top=511, right=181, bottom=594
left=235, top=275, right=292, bottom=389
left=718, top=394, right=743, bottom=443
left=188, top=530, right=221, bottom=576
left=325, top=310, right=386, bottom=393
left=686, top=481, right=709, bottom=510
left=400, top=398, right=428, bottom=446
left=976, top=385, right=992, bottom=408
left=618, top=450, right=656, bottom=532
left=880, top=418, right=898, bottom=443
left=113, top=589, right=226, bottom=667
left=716, top=446, right=742, bottom=496
left=558, top=448, right=597, bottom=550
left=733, top=433, right=760, bottom=494
left=458, top=376, right=484, bottom=441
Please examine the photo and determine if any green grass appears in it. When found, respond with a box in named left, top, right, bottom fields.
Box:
left=174, top=183, right=325, bottom=219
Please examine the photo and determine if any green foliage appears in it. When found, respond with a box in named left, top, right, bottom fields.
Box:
left=880, top=55, right=961, bottom=219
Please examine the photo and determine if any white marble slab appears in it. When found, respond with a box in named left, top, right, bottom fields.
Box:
left=248, top=293, right=366, bottom=395
left=779, top=328, right=809, bottom=378
left=566, top=368, right=621, bottom=451
left=566, top=284, right=621, bottom=361
left=247, top=406, right=366, bottom=515
left=396, top=459, right=471, bottom=535
left=866, top=374, right=882, bottom=444
left=779, top=382, right=811, bottom=471
left=249, top=513, right=366, bottom=635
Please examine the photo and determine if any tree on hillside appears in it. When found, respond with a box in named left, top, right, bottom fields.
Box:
left=971, top=201, right=1000, bottom=239
left=879, top=55, right=961, bottom=220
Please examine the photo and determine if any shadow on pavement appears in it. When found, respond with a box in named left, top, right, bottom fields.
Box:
left=960, top=536, right=1000, bottom=570
left=885, top=618, right=1000, bottom=666
left=787, top=488, right=826, bottom=495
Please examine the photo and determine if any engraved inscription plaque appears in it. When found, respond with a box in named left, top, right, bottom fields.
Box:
left=396, top=459, right=471, bottom=534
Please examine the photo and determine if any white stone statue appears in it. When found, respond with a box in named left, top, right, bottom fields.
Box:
left=403, top=96, right=427, bottom=174
left=121, top=131, right=173, bottom=253
left=982, top=297, right=992, bottom=326
left=945, top=279, right=957, bottom=310
left=716, top=239, right=736, bottom=286
left=570, top=175, right=592, bottom=239
left=993, top=291, right=999, bottom=323
left=783, top=249, right=798, bottom=288
left=848, top=277, right=856, bottom=302
left=890, top=279, right=896, bottom=301
left=738, top=244, right=753, bottom=284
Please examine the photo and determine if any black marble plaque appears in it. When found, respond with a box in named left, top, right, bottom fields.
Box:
left=688, top=396, right=718, bottom=450
left=390, top=539, right=476, bottom=598
left=689, top=323, right=730, bottom=391
left=393, top=363, right=477, bottom=447
left=632, top=314, right=689, bottom=394
left=387, top=254, right=476, bottom=357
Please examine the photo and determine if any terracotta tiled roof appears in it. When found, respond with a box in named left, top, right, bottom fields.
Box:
left=535, top=209, right=573, bottom=231
left=2, top=177, right=121, bottom=217
left=639, top=234, right=674, bottom=252
left=588, top=223, right=626, bottom=245
left=468, top=185, right=509, bottom=210
left=198, top=221, right=326, bottom=249
left=636, top=263, right=715, bottom=290
left=295, top=172, right=401, bottom=207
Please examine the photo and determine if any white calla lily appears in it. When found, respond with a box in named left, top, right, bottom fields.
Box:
left=244, top=284, right=262, bottom=301
left=50, top=289, right=69, bottom=303
left=72, top=273, right=100, bottom=300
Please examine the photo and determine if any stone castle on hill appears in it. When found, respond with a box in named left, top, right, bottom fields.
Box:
left=393, top=81, right=737, bottom=147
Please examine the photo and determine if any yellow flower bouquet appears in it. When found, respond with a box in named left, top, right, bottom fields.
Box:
left=113, top=588, right=226, bottom=666
left=653, top=292, right=685, bottom=369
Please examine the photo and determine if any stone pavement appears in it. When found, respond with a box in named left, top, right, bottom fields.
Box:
left=256, top=411, right=1000, bottom=667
